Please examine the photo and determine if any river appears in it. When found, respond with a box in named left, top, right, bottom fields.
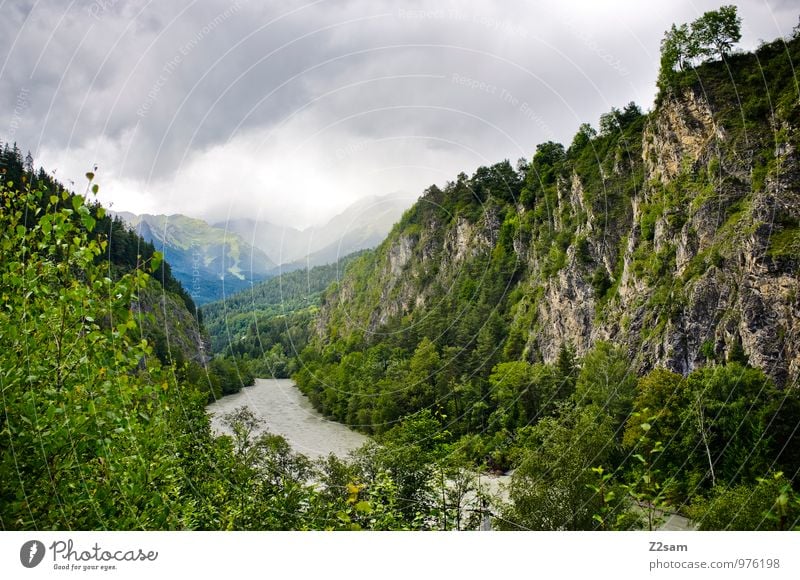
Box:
left=206, top=378, right=369, bottom=460
left=206, top=379, right=691, bottom=530
left=207, top=378, right=509, bottom=502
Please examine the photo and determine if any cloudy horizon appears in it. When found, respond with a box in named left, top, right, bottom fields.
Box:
left=1, top=0, right=797, bottom=229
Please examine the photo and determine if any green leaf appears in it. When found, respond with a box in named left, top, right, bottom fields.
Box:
left=91, top=184, right=99, bottom=195
left=150, top=251, right=163, bottom=273
left=355, top=501, right=373, bottom=514
left=80, top=212, right=96, bottom=232
left=72, top=195, right=84, bottom=212
left=85, top=172, right=95, bottom=181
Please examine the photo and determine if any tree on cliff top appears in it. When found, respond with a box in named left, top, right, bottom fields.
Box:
left=657, top=5, right=742, bottom=95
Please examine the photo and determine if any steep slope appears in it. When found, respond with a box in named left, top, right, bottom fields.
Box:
left=201, top=252, right=364, bottom=376
left=113, top=212, right=276, bottom=304
left=102, top=217, right=212, bottom=369
left=0, top=145, right=247, bottom=393
left=304, top=34, right=800, bottom=422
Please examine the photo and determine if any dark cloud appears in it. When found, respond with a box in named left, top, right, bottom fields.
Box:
left=1, top=0, right=796, bottom=226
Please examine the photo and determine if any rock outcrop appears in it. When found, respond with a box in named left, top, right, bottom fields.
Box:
left=314, top=44, right=800, bottom=387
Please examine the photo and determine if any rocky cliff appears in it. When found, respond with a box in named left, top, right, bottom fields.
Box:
left=313, top=36, right=800, bottom=387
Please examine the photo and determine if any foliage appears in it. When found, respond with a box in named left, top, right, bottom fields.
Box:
left=4, top=15, right=799, bottom=532
left=574, top=341, right=637, bottom=431
left=657, top=6, right=742, bottom=95
left=686, top=472, right=800, bottom=530
left=498, top=406, right=616, bottom=530
left=691, top=5, right=742, bottom=60
left=0, top=181, right=194, bottom=528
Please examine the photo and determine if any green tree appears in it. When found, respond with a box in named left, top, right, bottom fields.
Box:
left=660, top=23, right=694, bottom=77
left=0, top=183, right=191, bottom=529
left=657, top=7, right=741, bottom=95
left=568, top=123, right=597, bottom=156
left=691, top=5, right=742, bottom=60
left=623, top=415, right=671, bottom=530
left=681, top=363, right=777, bottom=490
left=687, top=473, right=800, bottom=530
left=574, top=341, right=636, bottom=430
left=598, top=102, right=643, bottom=136
left=499, top=407, right=615, bottom=530
left=555, top=341, right=578, bottom=396
left=360, top=410, right=448, bottom=522
left=488, top=361, right=537, bottom=430
left=406, top=336, right=441, bottom=412
left=623, top=368, right=691, bottom=498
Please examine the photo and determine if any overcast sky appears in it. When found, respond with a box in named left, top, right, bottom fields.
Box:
left=1, top=0, right=796, bottom=227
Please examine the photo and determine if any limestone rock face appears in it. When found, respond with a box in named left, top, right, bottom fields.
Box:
left=315, top=87, right=800, bottom=386
left=643, top=89, right=724, bottom=185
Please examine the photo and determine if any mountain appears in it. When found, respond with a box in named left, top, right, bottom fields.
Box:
left=0, top=146, right=253, bottom=395
left=308, top=39, right=800, bottom=389
left=292, top=32, right=800, bottom=508
left=215, top=193, right=415, bottom=270
left=113, top=194, right=413, bottom=304
left=6, top=10, right=800, bottom=533
left=201, top=252, right=365, bottom=376
left=112, top=211, right=277, bottom=304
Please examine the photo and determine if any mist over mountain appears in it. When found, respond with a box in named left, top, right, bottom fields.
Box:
left=4, top=1, right=800, bottom=538
left=113, top=193, right=414, bottom=303
left=216, top=193, right=415, bottom=270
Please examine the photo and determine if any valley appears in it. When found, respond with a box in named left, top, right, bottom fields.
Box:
left=113, top=193, right=414, bottom=304
left=2, top=4, right=800, bottom=536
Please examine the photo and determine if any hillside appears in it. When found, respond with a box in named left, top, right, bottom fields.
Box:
left=292, top=31, right=800, bottom=526
left=202, top=252, right=365, bottom=376
left=4, top=6, right=800, bottom=533
left=309, top=36, right=800, bottom=387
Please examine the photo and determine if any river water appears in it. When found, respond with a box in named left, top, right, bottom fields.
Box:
left=206, top=379, right=692, bottom=530
left=206, top=378, right=369, bottom=460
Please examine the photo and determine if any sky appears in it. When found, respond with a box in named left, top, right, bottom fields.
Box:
left=1, top=0, right=797, bottom=228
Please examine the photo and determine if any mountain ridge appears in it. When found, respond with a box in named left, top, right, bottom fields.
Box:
left=214, top=192, right=416, bottom=267
left=114, top=193, right=415, bottom=302
left=298, top=33, right=800, bottom=437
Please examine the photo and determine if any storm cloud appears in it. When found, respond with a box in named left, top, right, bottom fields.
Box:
left=1, top=0, right=796, bottom=227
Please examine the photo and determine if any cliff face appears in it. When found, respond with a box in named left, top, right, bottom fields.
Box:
left=133, top=283, right=211, bottom=367
left=315, top=38, right=800, bottom=386
left=528, top=89, right=800, bottom=385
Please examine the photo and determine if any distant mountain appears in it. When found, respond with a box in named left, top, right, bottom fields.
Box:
left=201, top=252, right=366, bottom=360
left=215, top=193, right=415, bottom=271
left=113, top=193, right=414, bottom=303
left=112, top=211, right=276, bottom=305
left=211, top=218, right=300, bottom=265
